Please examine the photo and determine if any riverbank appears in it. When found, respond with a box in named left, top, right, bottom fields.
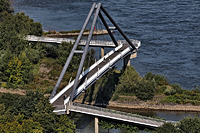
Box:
left=74, top=94, right=200, bottom=112
left=1, top=87, right=200, bottom=112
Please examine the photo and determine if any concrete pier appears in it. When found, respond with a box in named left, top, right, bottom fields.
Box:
left=95, top=117, right=99, bottom=133
left=101, top=47, right=104, bottom=58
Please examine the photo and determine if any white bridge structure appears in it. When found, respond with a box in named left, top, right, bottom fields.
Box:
left=26, top=35, right=117, bottom=47
left=26, top=2, right=172, bottom=132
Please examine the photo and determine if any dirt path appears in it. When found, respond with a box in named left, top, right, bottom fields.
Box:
left=0, top=87, right=26, bottom=95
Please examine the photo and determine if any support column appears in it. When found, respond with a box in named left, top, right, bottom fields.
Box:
left=123, top=52, right=137, bottom=70
left=95, top=117, right=99, bottom=133
left=123, top=54, right=131, bottom=70
left=101, top=47, right=104, bottom=58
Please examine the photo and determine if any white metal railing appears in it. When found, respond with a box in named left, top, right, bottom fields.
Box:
left=49, top=43, right=123, bottom=104
left=49, top=38, right=141, bottom=105
left=26, top=35, right=116, bottom=47
left=64, top=44, right=132, bottom=105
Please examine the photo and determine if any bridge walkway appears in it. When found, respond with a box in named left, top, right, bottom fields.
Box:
left=26, top=35, right=116, bottom=47
left=51, top=43, right=133, bottom=107
left=54, top=103, right=165, bottom=128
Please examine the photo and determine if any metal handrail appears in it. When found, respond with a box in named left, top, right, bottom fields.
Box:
left=72, top=103, right=165, bottom=123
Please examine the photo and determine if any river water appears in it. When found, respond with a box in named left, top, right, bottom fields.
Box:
left=12, top=0, right=200, bottom=90
left=12, top=0, right=200, bottom=132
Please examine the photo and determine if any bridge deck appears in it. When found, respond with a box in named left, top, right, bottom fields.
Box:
left=54, top=103, right=165, bottom=128
left=26, top=35, right=116, bottom=47
left=52, top=43, right=131, bottom=107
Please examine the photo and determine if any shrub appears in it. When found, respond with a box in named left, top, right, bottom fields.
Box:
left=116, top=66, right=141, bottom=95
left=164, top=88, right=171, bottom=95
left=177, top=115, right=200, bottom=132
left=156, top=122, right=177, bottom=133
left=135, top=79, right=155, bottom=100
left=144, top=72, right=169, bottom=86
left=172, top=84, right=183, bottom=94
left=111, top=93, right=119, bottom=101
left=45, top=86, right=54, bottom=94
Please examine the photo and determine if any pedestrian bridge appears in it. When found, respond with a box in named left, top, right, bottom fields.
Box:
left=26, top=35, right=117, bottom=47
left=43, top=2, right=167, bottom=131
left=54, top=103, right=165, bottom=128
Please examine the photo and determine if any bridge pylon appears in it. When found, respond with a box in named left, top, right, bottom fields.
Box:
left=49, top=2, right=140, bottom=114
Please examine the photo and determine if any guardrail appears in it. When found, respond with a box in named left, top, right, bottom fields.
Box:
left=63, top=45, right=135, bottom=105
left=72, top=103, right=165, bottom=123
left=26, top=35, right=116, bottom=47
left=49, top=43, right=123, bottom=104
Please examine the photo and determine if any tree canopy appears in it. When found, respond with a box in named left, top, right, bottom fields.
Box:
left=0, top=91, right=76, bottom=132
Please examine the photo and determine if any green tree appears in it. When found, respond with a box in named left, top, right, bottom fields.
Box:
left=177, top=115, right=200, bottom=133
left=116, top=66, right=141, bottom=95
left=55, top=115, right=76, bottom=133
left=156, top=122, right=177, bottom=133
left=0, top=0, right=13, bottom=14
left=6, top=52, right=33, bottom=88
left=135, top=79, right=155, bottom=100
left=10, top=91, right=44, bottom=119
left=21, top=119, right=43, bottom=133
left=144, top=72, right=169, bottom=86
left=0, top=12, right=42, bottom=53
left=0, top=93, right=19, bottom=110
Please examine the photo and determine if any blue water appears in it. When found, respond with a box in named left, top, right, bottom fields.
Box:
left=12, top=0, right=200, bottom=132
left=12, top=0, right=200, bottom=90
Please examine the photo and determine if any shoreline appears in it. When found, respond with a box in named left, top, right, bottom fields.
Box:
left=107, top=102, right=200, bottom=112
left=1, top=87, right=200, bottom=112
left=74, top=99, right=200, bottom=113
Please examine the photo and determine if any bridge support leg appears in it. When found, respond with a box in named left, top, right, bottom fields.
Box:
left=95, top=117, right=99, bottom=133
left=123, top=54, right=131, bottom=69
left=101, top=47, right=104, bottom=58
left=123, top=52, right=137, bottom=70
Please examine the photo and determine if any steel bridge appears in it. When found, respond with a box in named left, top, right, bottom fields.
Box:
left=27, top=2, right=168, bottom=132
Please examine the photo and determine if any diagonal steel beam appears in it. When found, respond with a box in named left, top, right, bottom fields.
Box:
left=100, top=5, right=137, bottom=50
left=50, top=3, right=96, bottom=99
left=69, top=3, right=102, bottom=104
left=98, top=11, right=118, bottom=47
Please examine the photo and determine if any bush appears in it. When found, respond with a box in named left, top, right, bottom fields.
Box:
left=111, top=93, right=119, bottom=101
left=164, top=88, right=171, bottom=95
left=172, top=84, right=183, bottom=94
left=164, top=88, right=176, bottom=95
left=116, top=66, right=141, bottom=95
left=45, top=86, right=54, bottom=94
left=144, top=72, right=169, bottom=86
left=156, top=122, right=177, bottom=133
left=135, top=79, right=155, bottom=100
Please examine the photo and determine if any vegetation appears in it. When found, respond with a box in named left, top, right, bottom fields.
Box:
left=0, top=91, right=76, bottom=133
left=135, top=79, right=155, bottom=100
left=156, top=115, right=200, bottom=133
left=116, top=66, right=141, bottom=95
left=98, top=119, right=140, bottom=133
left=0, top=0, right=95, bottom=91
left=161, top=86, right=200, bottom=105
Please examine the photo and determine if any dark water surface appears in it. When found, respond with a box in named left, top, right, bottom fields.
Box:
left=12, top=0, right=200, bottom=132
left=12, top=0, right=200, bottom=90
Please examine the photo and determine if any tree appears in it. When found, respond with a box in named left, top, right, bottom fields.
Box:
left=156, top=122, right=177, bottom=133
left=116, top=66, right=141, bottom=95
left=135, top=79, right=155, bottom=100
left=6, top=52, right=33, bottom=88
left=0, top=0, right=14, bottom=14
left=156, top=116, right=200, bottom=133
left=177, top=115, right=200, bottom=133
left=55, top=115, right=76, bottom=133
left=10, top=91, right=44, bottom=119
